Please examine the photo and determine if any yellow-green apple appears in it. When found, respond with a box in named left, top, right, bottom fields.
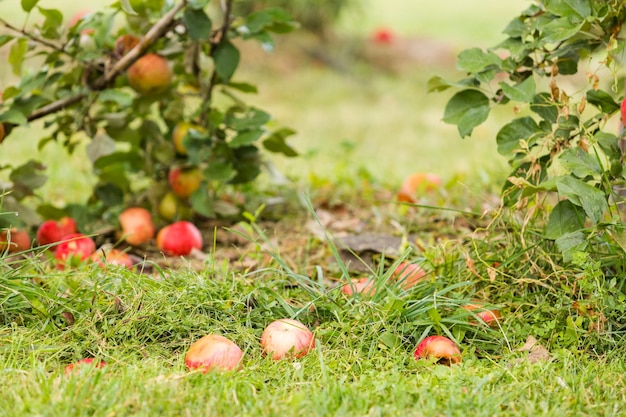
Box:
left=158, top=192, right=193, bottom=221
left=172, top=122, right=206, bottom=155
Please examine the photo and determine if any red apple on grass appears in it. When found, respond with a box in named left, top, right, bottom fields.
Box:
left=118, top=207, right=155, bottom=246
left=414, top=335, right=461, bottom=366
left=463, top=302, right=502, bottom=326
left=127, top=53, right=173, bottom=96
left=260, top=318, right=316, bottom=360
left=36, top=217, right=77, bottom=247
left=168, top=166, right=202, bottom=199
left=156, top=221, right=203, bottom=256
left=341, top=277, right=376, bottom=296
left=64, top=358, right=107, bottom=375
left=91, top=248, right=134, bottom=269
left=55, top=233, right=96, bottom=268
left=0, top=228, right=31, bottom=253
left=392, top=262, right=427, bottom=289
left=185, top=334, right=244, bottom=373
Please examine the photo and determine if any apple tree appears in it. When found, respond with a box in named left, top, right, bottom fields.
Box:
left=0, top=0, right=299, bottom=231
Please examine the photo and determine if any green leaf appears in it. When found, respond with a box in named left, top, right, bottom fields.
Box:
left=98, top=89, right=134, bottom=107
left=94, top=183, right=124, bottom=206
left=530, top=93, right=559, bottom=122
left=245, top=8, right=295, bottom=34
left=546, top=200, right=586, bottom=239
left=37, top=7, right=63, bottom=39
left=9, top=38, right=28, bottom=76
left=228, top=82, right=258, bottom=94
left=379, top=331, right=401, bottom=349
left=187, top=0, right=210, bottom=9
left=120, top=0, right=138, bottom=15
left=86, top=133, right=116, bottom=163
left=0, top=35, right=14, bottom=48
left=586, top=89, right=619, bottom=113
left=203, top=161, right=236, bottom=182
left=230, top=129, right=264, bottom=148
left=228, top=108, right=271, bottom=130
left=190, top=188, right=214, bottom=218
left=9, top=160, right=47, bottom=199
left=541, top=18, right=584, bottom=44
left=427, top=76, right=479, bottom=93
left=555, top=231, right=587, bottom=262
left=21, top=0, right=39, bottom=12
left=499, top=76, right=536, bottom=103
left=558, top=147, right=601, bottom=178
left=456, top=48, right=501, bottom=73
left=555, top=176, right=607, bottom=225
left=496, top=117, right=541, bottom=157
left=214, top=41, right=240, bottom=82
left=183, top=8, right=212, bottom=41
left=543, top=0, right=592, bottom=19
left=0, top=109, right=28, bottom=125
left=263, top=128, right=298, bottom=157
left=442, top=89, right=490, bottom=138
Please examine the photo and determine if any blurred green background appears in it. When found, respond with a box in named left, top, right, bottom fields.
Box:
left=0, top=0, right=529, bottom=205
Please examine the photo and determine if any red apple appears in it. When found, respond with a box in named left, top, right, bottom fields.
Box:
left=341, top=277, right=376, bottom=296
left=414, top=335, right=461, bottom=365
left=463, top=302, right=502, bottom=326
left=156, top=221, right=203, bottom=256
left=397, top=172, right=442, bottom=203
left=127, top=53, right=173, bottom=96
left=168, top=166, right=202, bottom=199
left=55, top=233, right=96, bottom=268
left=118, top=207, right=155, bottom=246
left=0, top=228, right=31, bottom=253
left=260, top=318, right=316, bottom=360
left=91, top=248, right=134, bottom=269
left=392, top=262, right=427, bottom=289
left=64, top=358, right=107, bottom=375
left=36, top=217, right=77, bottom=247
left=185, top=334, right=243, bottom=373
left=372, top=27, right=395, bottom=44
left=621, top=96, right=626, bottom=128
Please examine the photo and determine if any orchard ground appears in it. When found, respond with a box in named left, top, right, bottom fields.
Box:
left=2, top=1, right=626, bottom=416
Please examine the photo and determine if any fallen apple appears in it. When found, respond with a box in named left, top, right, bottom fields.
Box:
left=168, top=166, right=202, bottom=199
left=172, top=121, right=206, bottom=155
left=397, top=172, right=442, bottom=203
left=185, top=334, right=243, bottom=373
left=127, top=53, right=173, bottom=96
left=391, top=262, right=427, bottom=289
left=118, top=207, right=155, bottom=246
left=91, top=248, right=134, bottom=269
left=64, top=358, right=107, bottom=375
left=156, top=221, right=203, bottom=256
left=414, top=335, right=461, bottom=365
left=341, top=277, right=376, bottom=296
left=463, top=302, right=501, bottom=326
left=55, top=233, right=97, bottom=268
left=36, top=217, right=77, bottom=247
left=0, top=228, right=31, bottom=253
left=260, top=318, right=316, bottom=360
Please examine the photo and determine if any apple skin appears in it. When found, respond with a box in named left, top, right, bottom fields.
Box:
left=114, top=34, right=140, bottom=58
left=621, top=97, right=626, bottom=128
left=185, top=334, right=244, bottom=373
left=260, top=318, right=316, bottom=360
left=341, top=278, right=376, bottom=296
left=36, top=217, right=77, bottom=247
left=463, top=303, right=502, bottom=326
left=158, top=192, right=193, bottom=221
left=372, top=28, right=394, bottom=44
left=397, top=172, right=442, bottom=203
left=172, top=122, right=206, bottom=155
left=91, top=248, right=134, bottom=269
left=127, top=53, right=173, bottom=96
left=55, top=233, right=97, bottom=268
left=414, top=335, right=461, bottom=365
left=392, top=262, right=427, bottom=289
left=156, top=221, right=203, bottom=256
left=168, top=166, right=202, bottom=199
left=64, top=358, right=107, bottom=375
left=0, top=228, right=31, bottom=253
left=118, top=207, right=155, bottom=246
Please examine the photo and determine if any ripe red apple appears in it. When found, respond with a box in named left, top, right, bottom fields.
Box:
left=118, top=207, right=155, bottom=246
left=185, top=334, right=244, bottom=373
left=127, top=53, right=173, bottom=96
left=172, top=122, right=206, bottom=155
left=341, top=277, right=376, bottom=296
left=156, top=221, right=203, bottom=256
left=64, top=358, right=107, bottom=375
left=463, top=302, right=502, bottom=326
left=391, top=262, right=427, bottom=289
left=372, top=27, right=395, bottom=44
left=414, top=335, right=461, bottom=366
left=397, top=172, right=442, bottom=203
left=0, top=228, right=31, bottom=253
left=91, top=248, right=134, bottom=269
left=260, top=318, right=316, bottom=360
left=621, top=97, right=626, bottom=128
left=168, top=166, right=202, bottom=199
left=55, top=233, right=96, bottom=268
left=36, top=217, right=77, bottom=247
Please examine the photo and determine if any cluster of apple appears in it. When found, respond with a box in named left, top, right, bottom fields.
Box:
left=0, top=207, right=204, bottom=267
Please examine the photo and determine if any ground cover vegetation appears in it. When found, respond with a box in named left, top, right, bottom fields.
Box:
left=1, top=0, right=626, bottom=415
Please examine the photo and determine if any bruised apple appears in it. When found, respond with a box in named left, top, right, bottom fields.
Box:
left=156, top=221, right=203, bottom=256
left=127, top=53, right=172, bottom=96
left=414, top=335, right=461, bottom=366
left=172, top=122, right=206, bottom=155
left=341, top=277, right=376, bottom=297
left=114, top=34, right=140, bottom=58
left=185, top=334, right=243, bottom=373
left=0, top=228, right=31, bottom=253
left=392, top=262, right=427, bottom=289
left=260, top=318, right=316, bottom=360
left=168, top=166, right=202, bottom=199
left=463, top=302, right=502, bottom=326
left=397, top=172, right=442, bottom=203
left=36, top=217, right=77, bottom=247
left=55, top=233, right=96, bottom=268
left=118, top=207, right=155, bottom=246
left=64, top=358, right=107, bottom=375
